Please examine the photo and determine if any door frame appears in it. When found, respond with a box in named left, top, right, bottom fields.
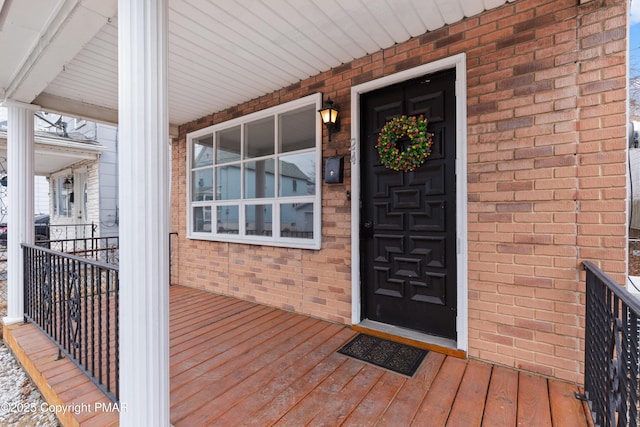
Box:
left=350, top=53, right=468, bottom=352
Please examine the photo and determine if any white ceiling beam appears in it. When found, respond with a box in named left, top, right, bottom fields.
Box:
left=34, top=92, right=117, bottom=125
left=34, top=92, right=181, bottom=138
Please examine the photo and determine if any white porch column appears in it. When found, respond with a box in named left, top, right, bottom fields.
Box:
left=3, top=101, right=36, bottom=325
left=118, top=0, right=170, bottom=425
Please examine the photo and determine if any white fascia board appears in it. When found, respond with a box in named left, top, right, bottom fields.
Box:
left=0, top=131, right=104, bottom=155
left=6, top=0, right=117, bottom=103
left=34, top=138, right=104, bottom=154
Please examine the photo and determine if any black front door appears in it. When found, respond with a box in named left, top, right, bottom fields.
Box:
left=360, top=69, right=457, bottom=340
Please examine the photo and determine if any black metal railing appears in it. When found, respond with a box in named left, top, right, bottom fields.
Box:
left=583, top=261, right=640, bottom=427
left=23, top=243, right=119, bottom=402
left=48, top=222, right=98, bottom=241
left=169, top=232, right=178, bottom=285
left=46, top=236, right=119, bottom=265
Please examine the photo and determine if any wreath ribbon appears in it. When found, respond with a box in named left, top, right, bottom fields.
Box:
left=375, top=115, right=433, bottom=172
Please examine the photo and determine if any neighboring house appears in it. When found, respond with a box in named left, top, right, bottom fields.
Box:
left=0, top=128, right=103, bottom=218
left=43, top=117, right=119, bottom=239
left=0, top=117, right=118, bottom=240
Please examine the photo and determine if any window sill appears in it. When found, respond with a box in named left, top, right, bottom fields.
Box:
left=187, top=232, right=321, bottom=250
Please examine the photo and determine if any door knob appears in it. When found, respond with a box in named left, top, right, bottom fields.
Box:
left=362, top=220, right=374, bottom=237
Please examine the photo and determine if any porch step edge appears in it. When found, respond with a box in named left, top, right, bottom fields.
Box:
left=2, top=323, right=118, bottom=427
left=3, top=323, right=79, bottom=427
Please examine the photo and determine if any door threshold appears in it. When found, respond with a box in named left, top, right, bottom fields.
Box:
left=353, top=319, right=467, bottom=359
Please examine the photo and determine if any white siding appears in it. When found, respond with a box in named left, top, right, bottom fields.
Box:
left=96, top=123, right=119, bottom=238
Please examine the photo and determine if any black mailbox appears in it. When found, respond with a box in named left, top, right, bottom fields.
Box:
left=324, top=156, right=344, bottom=184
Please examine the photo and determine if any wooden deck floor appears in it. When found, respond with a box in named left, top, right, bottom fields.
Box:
left=5, top=285, right=593, bottom=426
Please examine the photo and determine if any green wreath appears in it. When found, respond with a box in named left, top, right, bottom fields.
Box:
left=375, top=115, right=433, bottom=172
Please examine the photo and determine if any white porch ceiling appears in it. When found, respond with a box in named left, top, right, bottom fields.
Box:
left=1, top=0, right=516, bottom=129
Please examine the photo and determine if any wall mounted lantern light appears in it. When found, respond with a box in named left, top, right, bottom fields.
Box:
left=319, top=97, right=340, bottom=142
left=63, top=177, right=73, bottom=190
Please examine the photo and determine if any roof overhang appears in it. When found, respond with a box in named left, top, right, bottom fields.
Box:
left=0, top=129, right=103, bottom=175
left=0, top=0, right=518, bottom=130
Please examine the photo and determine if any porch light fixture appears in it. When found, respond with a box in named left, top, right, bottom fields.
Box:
left=319, top=98, right=339, bottom=142
left=63, top=177, right=73, bottom=190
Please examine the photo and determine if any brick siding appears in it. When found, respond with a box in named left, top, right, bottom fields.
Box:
left=172, top=0, right=627, bottom=383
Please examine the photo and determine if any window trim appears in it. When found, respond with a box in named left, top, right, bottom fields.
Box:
left=186, top=93, right=322, bottom=249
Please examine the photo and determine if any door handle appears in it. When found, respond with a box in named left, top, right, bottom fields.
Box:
left=362, top=220, right=374, bottom=237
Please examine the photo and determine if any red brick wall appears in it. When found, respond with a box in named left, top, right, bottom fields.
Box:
left=173, top=91, right=354, bottom=325
left=172, top=0, right=627, bottom=383
left=465, top=0, right=628, bottom=384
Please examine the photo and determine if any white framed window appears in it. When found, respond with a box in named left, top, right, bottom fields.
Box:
left=52, top=174, right=73, bottom=218
left=187, top=93, right=322, bottom=249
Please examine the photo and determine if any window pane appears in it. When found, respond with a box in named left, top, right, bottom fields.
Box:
left=216, top=126, right=241, bottom=164
left=246, top=204, right=272, bottom=236
left=192, top=169, right=213, bottom=201
left=188, top=98, right=321, bottom=247
left=280, top=203, right=313, bottom=239
left=216, top=165, right=241, bottom=200
left=193, top=135, right=213, bottom=167
left=193, top=206, right=211, bottom=232
left=217, top=205, right=239, bottom=234
left=245, top=159, right=275, bottom=199
left=58, top=177, right=73, bottom=218
left=245, top=117, right=274, bottom=159
left=280, top=105, right=315, bottom=152
left=279, top=152, right=315, bottom=197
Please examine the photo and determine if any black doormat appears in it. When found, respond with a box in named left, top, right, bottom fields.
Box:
left=337, top=334, right=427, bottom=377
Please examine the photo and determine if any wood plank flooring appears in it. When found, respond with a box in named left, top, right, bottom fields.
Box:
left=167, top=285, right=591, bottom=427
left=5, top=285, right=593, bottom=426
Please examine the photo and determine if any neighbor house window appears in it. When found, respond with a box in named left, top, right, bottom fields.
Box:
left=52, top=175, right=73, bottom=218
left=187, top=93, right=322, bottom=249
